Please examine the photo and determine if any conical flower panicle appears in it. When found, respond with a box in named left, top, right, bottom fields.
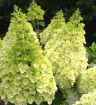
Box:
left=27, top=1, right=45, bottom=21
left=40, top=10, right=65, bottom=45
left=11, top=5, right=27, bottom=23
left=40, top=9, right=88, bottom=89
left=0, top=7, right=57, bottom=105
left=66, top=9, right=87, bottom=75
left=69, top=9, right=83, bottom=26
left=67, top=9, right=86, bottom=44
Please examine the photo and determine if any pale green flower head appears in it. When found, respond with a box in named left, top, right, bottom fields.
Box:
left=40, top=9, right=88, bottom=90
left=40, top=10, right=65, bottom=44
left=27, top=1, right=45, bottom=21
left=0, top=6, right=57, bottom=105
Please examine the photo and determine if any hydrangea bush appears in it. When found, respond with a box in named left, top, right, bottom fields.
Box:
left=40, top=9, right=88, bottom=89
left=0, top=3, right=95, bottom=105
left=0, top=6, right=57, bottom=105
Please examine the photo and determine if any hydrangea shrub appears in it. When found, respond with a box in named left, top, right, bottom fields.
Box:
left=40, top=9, right=88, bottom=89
left=0, top=6, right=57, bottom=105
left=77, top=66, right=96, bottom=94
left=73, top=90, right=96, bottom=105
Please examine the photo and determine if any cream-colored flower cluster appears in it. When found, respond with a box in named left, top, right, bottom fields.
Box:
left=0, top=6, right=57, bottom=105
left=40, top=9, right=88, bottom=89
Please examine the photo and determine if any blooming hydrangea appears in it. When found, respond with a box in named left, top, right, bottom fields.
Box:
left=40, top=9, right=88, bottom=89
left=0, top=6, right=57, bottom=105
